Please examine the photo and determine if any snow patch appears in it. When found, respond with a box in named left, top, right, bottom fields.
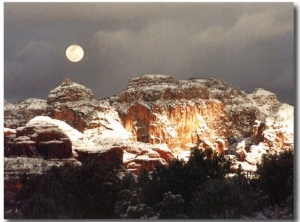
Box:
left=28, top=116, right=83, bottom=142
left=84, top=110, right=132, bottom=141
left=275, top=104, right=294, bottom=127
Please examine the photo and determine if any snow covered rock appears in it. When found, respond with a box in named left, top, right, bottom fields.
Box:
left=4, top=98, right=47, bottom=128
left=83, top=104, right=133, bottom=143
left=232, top=108, right=294, bottom=172
left=46, top=78, right=99, bottom=132
left=110, top=75, right=293, bottom=161
left=9, top=118, right=73, bottom=159
left=3, top=75, right=294, bottom=174
left=124, top=148, right=168, bottom=174
left=28, top=116, right=83, bottom=142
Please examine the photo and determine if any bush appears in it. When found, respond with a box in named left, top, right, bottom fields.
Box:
left=18, top=159, right=126, bottom=219
left=190, top=174, right=267, bottom=219
left=156, top=192, right=187, bottom=219
left=16, top=147, right=239, bottom=219
left=185, top=147, right=231, bottom=181
left=114, top=189, right=155, bottom=219
left=137, top=147, right=232, bottom=214
left=255, top=149, right=294, bottom=205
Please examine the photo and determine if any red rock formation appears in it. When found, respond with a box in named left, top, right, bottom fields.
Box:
left=46, top=78, right=98, bottom=132
left=114, top=75, right=241, bottom=151
left=252, top=120, right=265, bottom=144
left=123, top=147, right=173, bottom=174
left=3, top=75, right=294, bottom=173
left=10, top=121, right=72, bottom=159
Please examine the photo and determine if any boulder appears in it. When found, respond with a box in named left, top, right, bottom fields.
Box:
left=38, top=139, right=72, bottom=159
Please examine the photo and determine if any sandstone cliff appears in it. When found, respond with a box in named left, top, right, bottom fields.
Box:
left=110, top=75, right=287, bottom=153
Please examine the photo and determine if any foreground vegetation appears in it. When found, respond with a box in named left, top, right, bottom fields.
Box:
left=16, top=147, right=294, bottom=219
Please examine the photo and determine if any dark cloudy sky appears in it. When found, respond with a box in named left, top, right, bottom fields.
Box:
left=4, top=3, right=294, bottom=104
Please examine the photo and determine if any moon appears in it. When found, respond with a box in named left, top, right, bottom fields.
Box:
left=66, top=44, right=84, bottom=62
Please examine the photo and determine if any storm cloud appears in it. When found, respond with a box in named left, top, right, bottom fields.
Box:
left=4, top=3, right=294, bottom=104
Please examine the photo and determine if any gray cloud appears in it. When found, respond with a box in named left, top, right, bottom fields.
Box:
left=4, top=3, right=294, bottom=104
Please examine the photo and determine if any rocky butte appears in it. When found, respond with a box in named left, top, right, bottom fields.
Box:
left=4, top=75, right=294, bottom=213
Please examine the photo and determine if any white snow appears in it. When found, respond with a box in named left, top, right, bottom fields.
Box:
left=28, top=116, right=83, bottom=142
left=275, top=104, right=294, bottom=129
left=84, top=110, right=132, bottom=142
left=4, top=128, right=16, bottom=134
left=123, top=151, right=136, bottom=163
left=251, top=88, right=276, bottom=97
left=173, top=148, right=190, bottom=162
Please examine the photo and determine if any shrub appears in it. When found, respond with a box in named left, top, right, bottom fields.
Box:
left=156, top=192, right=187, bottom=219
left=255, top=149, right=294, bottom=205
left=186, top=147, right=231, bottom=180
left=137, top=147, right=232, bottom=214
left=18, top=159, right=126, bottom=219
left=190, top=174, right=267, bottom=219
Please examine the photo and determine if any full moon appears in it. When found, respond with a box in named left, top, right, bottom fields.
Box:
left=66, top=44, right=84, bottom=62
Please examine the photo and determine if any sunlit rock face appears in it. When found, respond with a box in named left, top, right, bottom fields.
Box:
left=4, top=99, right=47, bottom=128
left=46, top=78, right=98, bottom=132
left=111, top=75, right=286, bottom=153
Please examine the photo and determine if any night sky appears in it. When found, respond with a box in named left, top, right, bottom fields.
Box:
left=4, top=3, right=294, bottom=104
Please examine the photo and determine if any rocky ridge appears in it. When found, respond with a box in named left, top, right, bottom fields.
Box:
left=4, top=75, right=294, bottom=173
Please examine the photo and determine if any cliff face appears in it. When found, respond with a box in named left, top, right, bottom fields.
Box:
left=111, top=75, right=282, bottom=152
